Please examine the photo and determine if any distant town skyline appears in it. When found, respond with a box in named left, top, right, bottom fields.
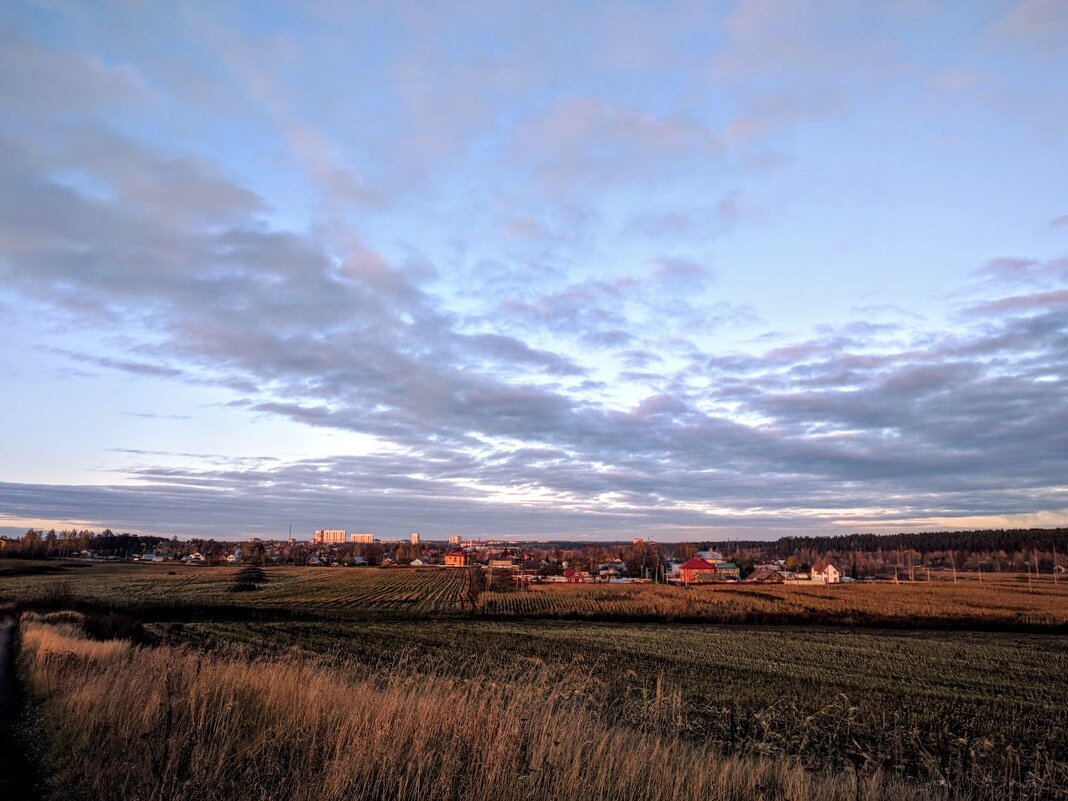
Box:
left=1, top=1, right=1066, bottom=540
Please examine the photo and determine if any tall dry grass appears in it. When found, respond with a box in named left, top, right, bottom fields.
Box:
left=19, top=613, right=954, bottom=801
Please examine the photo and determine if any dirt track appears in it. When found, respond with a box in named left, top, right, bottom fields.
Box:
left=0, top=617, right=41, bottom=800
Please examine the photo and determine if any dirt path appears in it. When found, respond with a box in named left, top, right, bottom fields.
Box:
left=0, top=616, right=42, bottom=800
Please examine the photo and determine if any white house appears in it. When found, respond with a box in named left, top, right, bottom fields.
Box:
left=810, top=560, right=842, bottom=583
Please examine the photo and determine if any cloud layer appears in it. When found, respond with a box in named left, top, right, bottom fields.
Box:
left=0, top=2, right=1066, bottom=538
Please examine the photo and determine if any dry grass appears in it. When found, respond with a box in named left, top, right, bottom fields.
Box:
left=478, top=574, right=1068, bottom=628
left=5, top=563, right=1066, bottom=630
left=19, top=614, right=957, bottom=801
left=19, top=611, right=132, bottom=662
left=1, top=563, right=471, bottom=617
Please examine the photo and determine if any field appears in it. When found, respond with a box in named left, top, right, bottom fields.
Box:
left=478, top=574, right=1068, bottom=629
left=3, top=561, right=1067, bottom=631
left=0, top=562, right=474, bottom=618
left=150, top=617, right=1068, bottom=795
left=19, top=611, right=967, bottom=801
left=4, top=562, right=1068, bottom=800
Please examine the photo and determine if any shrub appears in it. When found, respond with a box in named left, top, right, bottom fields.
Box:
left=81, top=611, right=144, bottom=643
left=234, top=566, right=267, bottom=584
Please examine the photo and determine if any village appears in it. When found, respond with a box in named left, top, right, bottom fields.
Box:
left=2, top=527, right=884, bottom=585
left=7, top=525, right=1064, bottom=584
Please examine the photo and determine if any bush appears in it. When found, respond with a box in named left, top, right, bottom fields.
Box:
left=82, top=611, right=144, bottom=643
left=234, top=566, right=267, bottom=584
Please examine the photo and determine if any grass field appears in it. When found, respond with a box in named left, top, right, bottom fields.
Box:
left=21, top=612, right=972, bottom=801
left=478, top=574, right=1068, bottom=628
left=150, top=617, right=1068, bottom=796
left=5, top=561, right=1068, bottom=799
left=3, top=561, right=1067, bottom=631
left=0, top=562, right=474, bottom=617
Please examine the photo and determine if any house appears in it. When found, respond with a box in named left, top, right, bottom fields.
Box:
left=810, top=560, right=842, bottom=583
left=696, top=550, right=724, bottom=562
left=746, top=568, right=784, bottom=584
left=444, top=552, right=469, bottom=567
left=754, top=561, right=783, bottom=572
left=182, top=552, right=205, bottom=565
left=678, top=558, right=718, bottom=583
left=410, top=558, right=426, bottom=566
left=714, top=561, right=741, bottom=580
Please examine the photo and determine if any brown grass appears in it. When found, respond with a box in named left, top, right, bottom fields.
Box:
left=2, top=563, right=471, bottom=617
left=18, top=613, right=957, bottom=801
left=477, top=574, right=1068, bottom=629
left=5, top=564, right=1065, bottom=631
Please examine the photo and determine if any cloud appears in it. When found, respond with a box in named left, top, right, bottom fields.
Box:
left=0, top=38, right=146, bottom=119
left=647, top=258, right=713, bottom=283
left=121, top=412, right=193, bottom=421
left=995, top=0, right=1068, bottom=41
left=9, top=114, right=1063, bottom=537
left=509, top=97, right=723, bottom=193
left=970, top=257, right=1068, bottom=290
left=44, top=348, right=185, bottom=379
left=0, top=6, right=1066, bottom=538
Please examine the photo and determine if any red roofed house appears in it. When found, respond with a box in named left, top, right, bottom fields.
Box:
left=678, top=557, right=718, bottom=584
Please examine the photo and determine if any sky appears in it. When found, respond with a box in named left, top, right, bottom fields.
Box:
left=1, top=0, right=1066, bottom=541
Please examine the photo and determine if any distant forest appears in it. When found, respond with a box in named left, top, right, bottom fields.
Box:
left=703, top=528, right=1068, bottom=557
left=682, top=528, right=1068, bottom=576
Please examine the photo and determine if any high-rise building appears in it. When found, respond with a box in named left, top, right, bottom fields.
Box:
left=448, top=534, right=461, bottom=545
left=349, top=532, right=375, bottom=544
left=410, top=532, right=420, bottom=545
left=314, top=529, right=347, bottom=544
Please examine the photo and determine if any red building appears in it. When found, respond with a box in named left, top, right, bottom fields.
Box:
left=678, top=557, right=718, bottom=583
